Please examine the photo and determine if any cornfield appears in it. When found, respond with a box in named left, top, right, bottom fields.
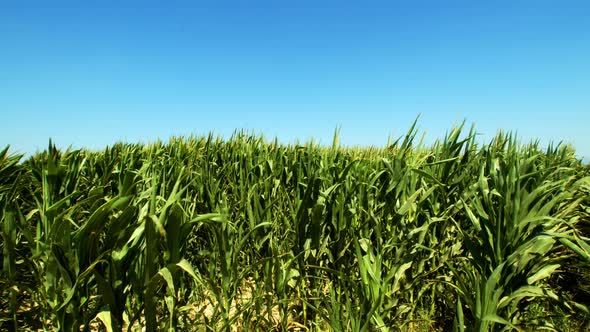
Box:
left=1, top=121, right=590, bottom=331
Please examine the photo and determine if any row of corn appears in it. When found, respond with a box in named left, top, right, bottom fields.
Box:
left=1, top=122, right=590, bottom=331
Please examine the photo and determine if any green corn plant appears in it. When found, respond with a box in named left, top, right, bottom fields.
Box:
left=450, top=133, right=590, bottom=331
left=24, top=144, right=86, bottom=331
left=12, top=143, right=132, bottom=331
left=0, top=146, right=24, bottom=331
left=83, top=160, right=144, bottom=332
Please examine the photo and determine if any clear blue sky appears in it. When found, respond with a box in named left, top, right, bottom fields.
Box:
left=1, top=1, right=589, bottom=161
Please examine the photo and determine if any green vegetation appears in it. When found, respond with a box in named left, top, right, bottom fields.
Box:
left=1, top=121, right=590, bottom=331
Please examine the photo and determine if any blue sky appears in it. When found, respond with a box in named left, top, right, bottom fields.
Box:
left=1, top=1, right=589, bottom=161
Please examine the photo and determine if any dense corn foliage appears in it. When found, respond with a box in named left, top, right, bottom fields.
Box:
left=1, top=123, right=590, bottom=331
